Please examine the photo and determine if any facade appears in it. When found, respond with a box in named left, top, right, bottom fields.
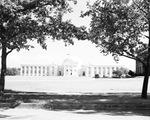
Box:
left=20, top=57, right=123, bottom=77
left=136, top=49, right=150, bottom=75
left=136, top=60, right=145, bottom=75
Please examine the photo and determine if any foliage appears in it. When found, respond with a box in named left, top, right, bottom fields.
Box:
left=128, top=70, right=136, bottom=77
left=94, top=74, right=99, bottom=78
left=6, top=68, right=20, bottom=76
left=0, top=0, right=87, bottom=51
left=82, top=0, right=149, bottom=64
left=113, top=67, right=129, bottom=78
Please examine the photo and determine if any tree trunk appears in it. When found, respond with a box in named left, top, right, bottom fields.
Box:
left=0, top=43, right=7, bottom=95
left=141, top=65, right=149, bottom=99
left=141, top=17, right=150, bottom=99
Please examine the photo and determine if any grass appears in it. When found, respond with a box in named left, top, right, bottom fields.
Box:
left=1, top=89, right=150, bottom=116
left=1, top=76, right=150, bottom=117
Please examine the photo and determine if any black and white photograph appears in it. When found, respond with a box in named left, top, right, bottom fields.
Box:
left=0, top=0, right=150, bottom=119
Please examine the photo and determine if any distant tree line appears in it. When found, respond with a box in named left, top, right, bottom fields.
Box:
left=0, top=68, right=20, bottom=76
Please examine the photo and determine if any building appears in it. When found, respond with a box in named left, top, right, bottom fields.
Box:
left=20, top=56, right=123, bottom=77
left=136, top=48, right=150, bottom=75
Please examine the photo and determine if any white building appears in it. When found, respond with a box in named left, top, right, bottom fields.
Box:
left=20, top=56, right=123, bottom=77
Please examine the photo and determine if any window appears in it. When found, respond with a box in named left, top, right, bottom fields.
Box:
left=103, top=68, right=105, bottom=76
left=30, top=66, right=32, bottom=76
left=22, top=67, right=24, bottom=75
left=39, top=67, right=41, bottom=75
left=47, top=67, right=49, bottom=76
left=43, top=67, right=45, bottom=75
left=52, top=66, right=54, bottom=75
left=26, top=66, right=28, bottom=76
left=35, top=67, right=37, bottom=75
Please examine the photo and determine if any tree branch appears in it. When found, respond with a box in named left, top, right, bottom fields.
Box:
left=141, top=33, right=149, bottom=39
left=6, top=49, right=14, bottom=56
left=120, top=52, right=146, bottom=66
left=132, top=0, right=148, bottom=15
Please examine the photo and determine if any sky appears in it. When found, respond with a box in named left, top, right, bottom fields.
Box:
left=5, top=0, right=136, bottom=71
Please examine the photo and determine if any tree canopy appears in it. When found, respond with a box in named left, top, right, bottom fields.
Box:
left=0, top=0, right=87, bottom=52
left=82, top=0, right=149, bottom=64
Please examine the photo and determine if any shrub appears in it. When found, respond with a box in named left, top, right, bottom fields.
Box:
left=6, top=68, right=20, bottom=76
left=113, top=67, right=129, bottom=78
left=94, top=74, right=99, bottom=78
left=128, top=70, right=136, bottom=77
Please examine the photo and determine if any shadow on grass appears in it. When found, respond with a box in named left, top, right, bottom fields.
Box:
left=1, top=89, right=150, bottom=116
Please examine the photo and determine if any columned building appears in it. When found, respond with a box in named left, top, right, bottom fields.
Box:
left=20, top=64, right=58, bottom=76
left=20, top=56, right=123, bottom=77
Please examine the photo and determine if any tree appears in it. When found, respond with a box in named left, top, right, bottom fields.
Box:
left=6, top=68, right=20, bottom=76
left=82, top=0, right=150, bottom=98
left=113, top=67, right=129, bottom=78
left=0, top=0, right=87, bottom=95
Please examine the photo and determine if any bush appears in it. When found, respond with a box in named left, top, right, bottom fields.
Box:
left=6, top=68, right=20, bottom=76
left=113, top=67, right=129, bottom=78
left=94, top=74, right=99, bottom=78
left=128, top=70, right=136, bottom=77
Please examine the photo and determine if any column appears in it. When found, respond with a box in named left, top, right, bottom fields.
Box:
left=100, top=67, right=103, bottom=77
left=103, top=67, right=105, bottom=77
left=28, top=66, right=30, bottom=76
left=85, top=67, right=88, bottom=77
left=36, top=66, right=38, bottom=76
left=96, top=67, right=99, bottom=74
left=45, top=66, right=47, bottom=76
left=41, top=66, right=44, bottom=76
left=24, top=66, right=26, bottom=76
left=20, top=66, right=23, bottom=76
left=109, top=67, right=112, bottom=77
left=105, top=67, right=107, bottom=77
left=91, top=66, right=94, bottom=77
left=63, top=66, right=65, bottom=76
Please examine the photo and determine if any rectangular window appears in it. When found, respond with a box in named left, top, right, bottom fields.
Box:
left=35, top=67, right=37, bottom=75
left=103, top=68, right=105, bottom=76
left=88, top=67, right=91, bottom=76
left=30, top=66, right=32, bottom=76
left=43, top=67, right=45, bottom=76
left=47, top=67, right=49, bottom=76
left=52, top=66, right=54, bottom=75
left=26, top=66, right=28, bottom=76
left=22, top=67, right=24, bottom=75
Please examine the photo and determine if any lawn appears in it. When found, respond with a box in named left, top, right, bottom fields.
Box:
left=1, top=76, right=150, bottom=117
left=5, top=76, right=149, bottom=94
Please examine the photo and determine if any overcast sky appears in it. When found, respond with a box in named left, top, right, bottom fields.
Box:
left=5, top=0, right=136, bottom=71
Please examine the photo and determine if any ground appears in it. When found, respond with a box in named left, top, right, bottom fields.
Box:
left=0, top=76, right=150, bottom=120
